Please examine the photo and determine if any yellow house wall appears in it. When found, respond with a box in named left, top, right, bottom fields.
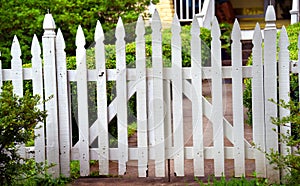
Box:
left=155, top=0, right=174, bottom=25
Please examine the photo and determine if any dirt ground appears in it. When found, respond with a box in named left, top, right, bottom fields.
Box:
left=71, top=82, right=255, bottom=185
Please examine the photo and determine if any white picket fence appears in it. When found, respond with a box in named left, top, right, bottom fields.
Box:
left=3, top=5, right=299, bottom=182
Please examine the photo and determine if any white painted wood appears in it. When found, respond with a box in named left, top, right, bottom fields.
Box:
left=171, top=13, right=184, bottom=177
left=278, top=26, right=290, bottom=178
left=151, top=10, right=165, bottom=177
left=95, top=20, right=109, bottom=175
left=163, top=80, right=172, bottom=155
left=66, top=67, right=254, bottom=82
left=135, top=15, right=148, bottom=177
left=252, top=23, right=266, bottom=177
left=147, top=78, right=155, bottom=152
left=264, top=5, right=279, bottom=181
left=31, top=35, right=45, bottom=164
left=190, top=16, right=204, bottom=176
left=11, top=36, right=23, bottom=97
left=231, top=20, right=245, bottom=177
left=42, top=13, right=60, bottom=177
left=115, top=17, right=128, bottom=175
left=70, top=146, right=255, bottom=162
left=0, top=52, right=3, bottom=90
left=211, top=17, right=224, bottom=177
left=76, top=25, right=90, bottom=176
left=56, top=29, right=71, bottom=176
left=11, top=35, right=26, bottom=161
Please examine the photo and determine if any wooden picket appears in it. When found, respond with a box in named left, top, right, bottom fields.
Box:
left=191, top=16, right=204, bottom=177
left=95, top=20, right=109, bottom=175
left=56, top=29, right=71, bottom=176
left=76, top=25, right=90, bottom=176
left=115, top=17, right=128, bottom=175
left=4, top=5, right=299, bottom=182
left=171, top=13, right=184, bottom=177
left=278, top=26, right=291, bottom=178
left=151, top=10, right=165, bottom=177
left=252, top=23, right=266, bottom=177
left=136, top=15, right=148, bottom=177
left=31, top=35, right=45, bottom=164
left=231, top=20, right=245, bottom=177
left=211, top=17, right=224, bottom=177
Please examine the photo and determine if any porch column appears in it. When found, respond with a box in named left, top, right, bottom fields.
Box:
left=290, top=0, right=299, bottom=24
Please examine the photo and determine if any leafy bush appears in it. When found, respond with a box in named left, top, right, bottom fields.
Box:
left=264, top=99, right=300, bottom=185
left=0, top=83, right=47, bottom=185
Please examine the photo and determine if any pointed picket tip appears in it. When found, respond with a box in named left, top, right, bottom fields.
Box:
left=43, top=13, right=56, bottom=30
left=76, top=25, right=86, bottom=47
left=151, top=9, right=162, bottom=30
left=279, top=26, right=289, bottom=47
left=31, top=34, right=41, bottom=55
left=211, top=17, right=221, bottom=38
left=95, top=20, right=104, bottom=42
left=171, top=13, right=181, bottom=33
left=56, top=28, right=66, bottom=49
left=11, top=35, right=21, bottom=57
left=253, top=23, right=262, bottom=43
left=136, top=15, right=145, bottom=36
left=231, top=19, right=241, bottom=39
left=265, top=5, right=276, bottom=22
left=191, top=16, right=200, bottom=36
left=116, top=17, right=125, bottom=39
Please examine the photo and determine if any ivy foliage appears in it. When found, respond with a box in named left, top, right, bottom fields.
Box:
left=0, top=0, right=158, bottom=68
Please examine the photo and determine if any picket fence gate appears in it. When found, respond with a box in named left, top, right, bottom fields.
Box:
left=3, top=5, right=299, bottom=182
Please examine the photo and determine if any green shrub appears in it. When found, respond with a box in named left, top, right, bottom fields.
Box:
left=264, top=99, right=300, bottom=185
left=0, top=83, right=47, bottom=184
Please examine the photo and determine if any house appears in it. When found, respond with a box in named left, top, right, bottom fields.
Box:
left=154, top=0, right=299, bottom=30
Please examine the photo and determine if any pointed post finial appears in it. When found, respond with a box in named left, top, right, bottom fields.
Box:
left=265, top=5, right=276, bottom=30
left=43, top=13, right=56, bottom=37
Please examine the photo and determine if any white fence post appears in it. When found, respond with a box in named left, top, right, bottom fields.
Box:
left=264, top=5, right=279, bottom=182
left=211, top=17, right=224, bottom=177
left=42, top=13, right=60, bottom=177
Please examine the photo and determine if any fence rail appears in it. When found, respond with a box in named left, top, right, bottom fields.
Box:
left=2, top=5, right=299, bottom=182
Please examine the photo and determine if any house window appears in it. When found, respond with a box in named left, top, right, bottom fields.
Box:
left=174, top=0, right=203, bottom=21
